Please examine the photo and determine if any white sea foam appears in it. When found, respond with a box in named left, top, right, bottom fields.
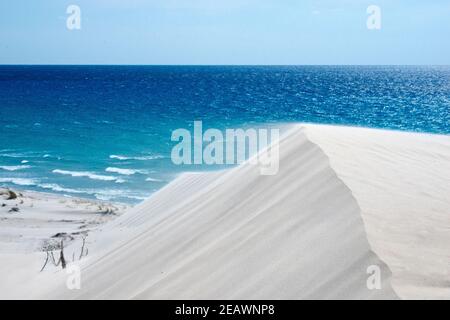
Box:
left=0, top=153, right=28, bottom=158
left=105, top=167, right=148, bottom=175
left=93, top=189, right=148, bottom=202
left=21, top=160, right=29, bottom=164
left=38, top=183, right=140, bottom=201
left=38, top=184, right=127, bottom=198
left=42, top=154, right=62, bottom=160
left=0, top=165, right=32, bottom=171
left=145, top=177, right=163, bottom=182
left=109, top=154, right=164, bottom=161
left=0, top=175, right=142, bottom=203
left=109, top=155, right=128, bottom=160
left=1, top=151, right=54, bottom=159
left=52, top=169, right=118, bottom=182
left=106, top=167, right=137, bottom=175
left=38, top=183, right=87, bottom=195
left=0, top=178, right=38, bottom=186
left=125, top=195, right=148, bottom=201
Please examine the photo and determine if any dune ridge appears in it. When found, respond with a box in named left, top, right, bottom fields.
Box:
left=4, top=124, right=449, bottom=300
left=27, top=125, right=398, bottom=300
left=303, top=124, right=450, bottom=299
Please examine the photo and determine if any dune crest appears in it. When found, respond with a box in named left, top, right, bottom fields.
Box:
left=31, top=125, right=398, bottom=300
left=303, top=124, right=450, bottom=299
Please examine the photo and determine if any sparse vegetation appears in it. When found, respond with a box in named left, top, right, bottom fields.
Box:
left=40, top=235, right=89, bottom=272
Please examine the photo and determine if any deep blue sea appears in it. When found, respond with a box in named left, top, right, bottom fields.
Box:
left=0, top=66, right=449, bottom=204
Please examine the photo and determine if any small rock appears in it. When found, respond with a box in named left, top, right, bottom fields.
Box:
left=4, top=190, right=18, bottom=200
left=8, top=207, right=19, bottom=213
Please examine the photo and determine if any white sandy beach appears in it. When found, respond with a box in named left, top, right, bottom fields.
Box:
left=0, top=190, right=128, bottom=253
left=0, top=124, right=449, bottom=300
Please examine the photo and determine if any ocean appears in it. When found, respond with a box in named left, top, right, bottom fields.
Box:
left=0, top=65, right=449, bottom=204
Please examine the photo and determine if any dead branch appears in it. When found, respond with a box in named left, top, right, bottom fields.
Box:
left=79, top=236, right=87, bottom=260
left=60, top=240, right=66, bottom=269
left=40, top=252, right=50, bottom=272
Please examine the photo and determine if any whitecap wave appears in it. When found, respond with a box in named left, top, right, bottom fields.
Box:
left=38, top=184, right=140, bottom=201
left=0, top=165, right=32, bottom=171
left=0, top=178, right=38, bottom=186
left=93, top=189, right=149, bottom=202
left=109, top=155, right=128, bottom=160
left=106, top=167, right=148, bottom=175
left=124, top=195, right=148, bottom=201
left=0, top=151, right=58, bottom=159
left=145, top=177, right=163, bottom=182
left=42, top=154, right=62, bottom=160
left=0, top=153, right=29, bottom=158
left=52, top=169, right=118, bottom=182
left=0, top=176, right=146, bottom=203
left=38, top=183, right=87, bottom=195
left=109, top=154, right=164, bottom=161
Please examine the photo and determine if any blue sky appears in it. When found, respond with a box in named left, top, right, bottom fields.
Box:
left=0, top=0, right=449, bottom=64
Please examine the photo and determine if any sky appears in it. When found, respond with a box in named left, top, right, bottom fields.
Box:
left=0, top=0, right=449, bottom=65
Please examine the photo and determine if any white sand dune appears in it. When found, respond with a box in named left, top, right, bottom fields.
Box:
left=304, top=125, right=450, bottom=299
left=2, top=124, right=449, bottom=300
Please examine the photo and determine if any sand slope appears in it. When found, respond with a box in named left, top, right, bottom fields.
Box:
left=304, top=124, right=450, bottom=299
left=30, top=126, right=398, bottom=299
left=4, top=124, right=449, bottom=300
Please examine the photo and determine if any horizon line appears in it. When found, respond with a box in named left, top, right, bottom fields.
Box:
left=1, top=64, right=449, bottom=67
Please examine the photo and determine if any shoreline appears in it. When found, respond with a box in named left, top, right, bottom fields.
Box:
left=0, top=188, right=132, bottom=207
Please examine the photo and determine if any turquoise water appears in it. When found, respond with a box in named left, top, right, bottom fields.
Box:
left=1, top=66, right=449, bottom=204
